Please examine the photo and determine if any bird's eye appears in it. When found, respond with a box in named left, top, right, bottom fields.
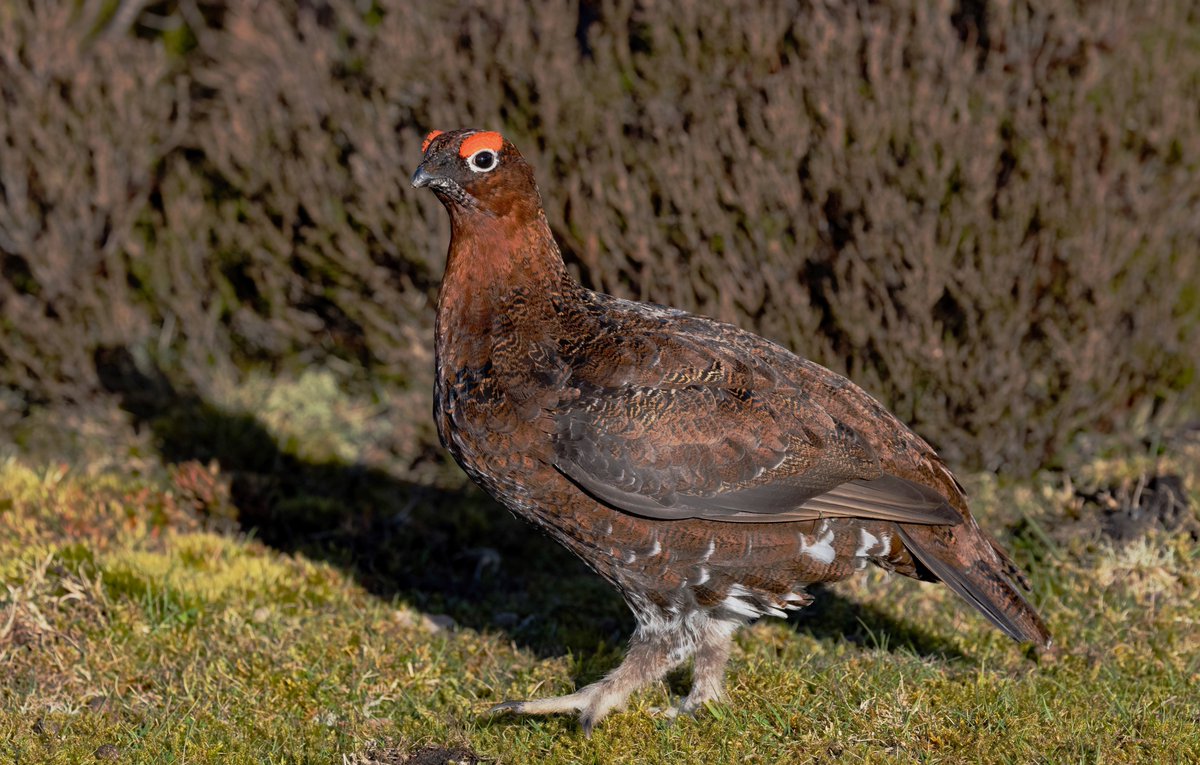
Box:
left=467, top=149, right=498, bottom=173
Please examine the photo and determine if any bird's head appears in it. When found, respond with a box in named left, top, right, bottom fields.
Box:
left=411, top=128, right=541, bottom=220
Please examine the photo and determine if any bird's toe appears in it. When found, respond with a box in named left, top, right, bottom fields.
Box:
left=578, top=704, right=612, bottom=738
left=579, top=713, right=596, bottom=739
left=675, top=695, right=719, bottom=719
left=487, top=700, right=527, bottom=716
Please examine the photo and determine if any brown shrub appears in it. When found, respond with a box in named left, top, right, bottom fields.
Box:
left=1, top=0, right=1198, bottom=474
left=0, top=1, right=185, bottom=398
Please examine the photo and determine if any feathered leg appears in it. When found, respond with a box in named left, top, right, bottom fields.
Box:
left=490, top=627, right=682, bottom=736
left=677, top=619, right=736, bottom=715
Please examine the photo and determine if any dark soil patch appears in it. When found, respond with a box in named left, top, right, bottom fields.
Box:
left=357, top=745, right=483, bottom=765
left=1052, top=473, right=1196, bottom=545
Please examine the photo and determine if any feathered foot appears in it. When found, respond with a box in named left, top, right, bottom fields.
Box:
left=652, top=618, right=735, bottom=720
left=491, top=617, right=739, bottom=734
left=489, top=629, right=678, bottom=736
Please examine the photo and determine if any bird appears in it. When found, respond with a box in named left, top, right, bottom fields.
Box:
left=411, top=127, right=1050, bottom=735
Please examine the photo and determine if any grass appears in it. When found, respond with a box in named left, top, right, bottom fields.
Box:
left=2, top=381, right=1199, bottom=764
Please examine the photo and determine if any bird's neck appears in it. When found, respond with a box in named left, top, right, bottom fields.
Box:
left=436, top=209, right=571, bottom=365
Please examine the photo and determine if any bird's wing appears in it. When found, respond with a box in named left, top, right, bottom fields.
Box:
left=551, top=375, right=960, bottom=526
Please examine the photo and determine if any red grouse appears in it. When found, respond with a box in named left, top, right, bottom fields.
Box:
left=411, top=128, right=1050, bottom=734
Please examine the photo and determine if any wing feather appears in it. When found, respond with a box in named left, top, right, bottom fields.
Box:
left=549, top=306, right=963, bottom=527
left=552, top=382, right=961, bottom=526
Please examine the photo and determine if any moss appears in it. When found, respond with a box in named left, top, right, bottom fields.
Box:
left=2, top=441, right=1199, bottom=762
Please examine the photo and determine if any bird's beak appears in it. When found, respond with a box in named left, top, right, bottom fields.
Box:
left=410, top=164, right=435, bottom=189
left=409, top=161, right=477, bottom=210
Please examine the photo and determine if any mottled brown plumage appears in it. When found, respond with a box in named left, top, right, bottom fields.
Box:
left=412, top=128, right=1050, bottom=734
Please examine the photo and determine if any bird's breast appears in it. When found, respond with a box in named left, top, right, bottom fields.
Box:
left=434, top=332, right=568, bottom=493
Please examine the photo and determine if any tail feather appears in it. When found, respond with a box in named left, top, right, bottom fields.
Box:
left=896, top=523, right=1051, bottom=649
left=983, top=528, right=1033, bottom=591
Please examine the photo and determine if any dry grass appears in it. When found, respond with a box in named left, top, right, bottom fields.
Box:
left=1, top=387, right=1198, bottom=763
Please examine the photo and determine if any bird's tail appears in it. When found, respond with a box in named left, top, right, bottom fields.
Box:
left=895, top=521, right=1051, bottom=648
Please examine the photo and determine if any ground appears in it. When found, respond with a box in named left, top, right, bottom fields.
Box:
left=1, top=374, right=1198, bottom=764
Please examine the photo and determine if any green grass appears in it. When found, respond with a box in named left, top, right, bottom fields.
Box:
left=2, top=393, right=1199, bottom=763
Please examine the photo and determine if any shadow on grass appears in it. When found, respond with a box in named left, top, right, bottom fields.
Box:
left=94, top=346, right=965, bottom=666
left=94, top=347, right=629, bottom=659
left=789, top=585, right=968, bottom=662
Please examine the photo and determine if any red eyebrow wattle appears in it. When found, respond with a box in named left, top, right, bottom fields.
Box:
left=459, top=131, right=503, bottom=158
left=422, top=130, right=444, bottom=153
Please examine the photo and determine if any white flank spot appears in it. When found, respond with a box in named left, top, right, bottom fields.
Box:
left=800, top=526, right=836, bottom=565
left=722, top=585, right=766, bottom=620
left=693, top=566, right=710, bottom=585
left=648, top=537, right=661, bottom=557
left=784, top=591, right=807, bottom=607
left=855, top=528, right=880, bottom=559
left=624, top=550, right=637, bottom=564
left=702, top=539, right=716, bottom=562
left=720, top=594, right=762, bottom=620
